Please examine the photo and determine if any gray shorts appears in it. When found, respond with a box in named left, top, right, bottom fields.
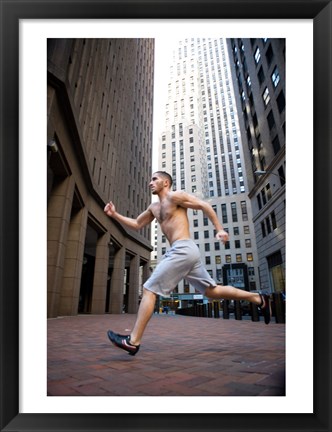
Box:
left=144, top=239, right=216, bottom=297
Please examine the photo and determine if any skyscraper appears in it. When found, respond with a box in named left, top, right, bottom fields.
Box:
left=156, top=38, right=260, bottom=309
left=227, top=38, right=286, bottom=295
left=47, top=38, right=154, bottom=317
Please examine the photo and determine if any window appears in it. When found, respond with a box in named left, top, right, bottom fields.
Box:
left=271, top=211, right=277, bottom=229
left=247, top=253, right=253, bottom=261
left=233, top=227, right=239, bottom=235
left=272, top=135, right=281, bottom=155
left=205, top=257, right=211, bottom=265
left=205, top=243, right=210, bottom=252
left=226, top=255, right=232, bottom=263
left=277, top=90, right=285, bottom=113
left=261, top=221, right=266, bottom=237
left=267, top=110, right=275, bottom=130
left=265, top=44, right=274, bottom=65
left=245, top=239, right=252, bottom=248
left=235, top=240, right=241, bottom=248
left=266, top=183, right=272, bottom=201
left=204, top=230, right=209, bottom=239
left=262, top=87, right=270, bottom=106
left=257, top=194, right=262, bottom=210
left=254, top=47, right=261, bottom=64
left=221, top=204, right=228, bottom=224
left=257, top=66, right=265, bottom=85
left=266, top=216, right=272, bottom=234
left=231, top=202, right=238, bottom=222
left=278, top=165, right=285, bottom=185
left=244, top=225, right=250, bottom=234
left=271, top=66, right=280, bottom=87
left=214, top=242, right=220, bottom=250
left=193, top=219, right=198, bottom=227
left=236, top=254, right=242, bottom=262
left=215, top=256, right=221, bottom=264
left=248, top=267, right=255, bottom=276
left=241, top=201, right=248, bottom=221
left=194, top=231, right=199, bottom=240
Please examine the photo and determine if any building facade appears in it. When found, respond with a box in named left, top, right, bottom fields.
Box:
left=227, top=38, right=286, bottom=294
left=156, top=38, right=261, bottom=308
left=47, top=38, right=154, bottom=318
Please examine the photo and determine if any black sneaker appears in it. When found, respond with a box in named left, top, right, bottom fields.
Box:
left=259, top=294, right=271, bottom=325
left=107, top=330, right=140, bottom=356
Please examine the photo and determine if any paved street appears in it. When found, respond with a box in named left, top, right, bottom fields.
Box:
left=47, top=313, right=285, bottom=397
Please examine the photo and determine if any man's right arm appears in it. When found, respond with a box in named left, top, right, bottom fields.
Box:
left=104, top=201, right=154, bottom=231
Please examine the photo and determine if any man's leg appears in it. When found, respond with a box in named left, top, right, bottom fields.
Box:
left=107, top=288, right=156, bottom=355
left=205, top=284, right=262, bottom=304
left=129, top=288, right=157, bottom=346
left=205, top=284, right=271, bottom=324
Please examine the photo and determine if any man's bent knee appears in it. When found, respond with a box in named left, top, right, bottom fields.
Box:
left=143, top=287, right=157, bottom=299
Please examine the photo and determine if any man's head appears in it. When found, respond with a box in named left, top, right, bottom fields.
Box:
left=149, top=171, right=173, bottom=194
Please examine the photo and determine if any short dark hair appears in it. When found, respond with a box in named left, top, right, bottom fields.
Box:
left=154, top=171, right=173, bottom=187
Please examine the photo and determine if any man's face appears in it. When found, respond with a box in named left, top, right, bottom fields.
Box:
left=149, top=174, right=166, bottom=194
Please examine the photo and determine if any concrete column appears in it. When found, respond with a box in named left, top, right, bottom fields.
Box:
left=142, top=260, right=151, bottom=286
left=127, top=254, right=139, bottom=314
left=47, top=175, right=75, bottom=318
left=59, top=206, right=88, bottom=316
left=109, top=247, right=125, bottom=314
left=91, top=231, right=111, bottom=314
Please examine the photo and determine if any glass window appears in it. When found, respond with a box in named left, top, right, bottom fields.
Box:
left=241, top=201, right=248, bottom=221
left=247, top=253, right=253, bottom=261
left=271, top=211, right=277, bottom=229
left=231, top=202, right=238, bottom=222
left=261, top=221, right=266, bottom=238
left=262, top=87, right=270, bottom=106
left=254, top=47, right=261, bottom=64
left=271, top=66, right=280, bottom=87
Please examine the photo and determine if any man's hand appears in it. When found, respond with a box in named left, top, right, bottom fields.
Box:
left=104, top=201, right=116, bottom=218
left=216, top=229, right=229, bottom=244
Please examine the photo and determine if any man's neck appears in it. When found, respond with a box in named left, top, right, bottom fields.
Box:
left=157, top=189, right=170, bottom=202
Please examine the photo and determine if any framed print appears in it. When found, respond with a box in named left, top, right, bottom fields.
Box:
left=1, top=0, right=331, bottom=431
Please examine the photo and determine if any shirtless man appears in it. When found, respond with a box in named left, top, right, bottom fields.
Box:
left=104, top=171, right=271, bottom=356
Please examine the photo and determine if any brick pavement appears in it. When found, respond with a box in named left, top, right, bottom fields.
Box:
left=47, top=313, right=285, bottom=397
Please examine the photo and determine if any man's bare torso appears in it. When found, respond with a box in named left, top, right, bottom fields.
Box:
left=149, top=193, right=190, bottom=245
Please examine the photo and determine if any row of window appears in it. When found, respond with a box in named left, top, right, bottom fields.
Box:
left=160, top=246, right=254, bottom=264
left=190, top=234, right=252, bottom=250
left=261, top=210, right=278, bottom=237
left=205, top=253, right=253, bottom=265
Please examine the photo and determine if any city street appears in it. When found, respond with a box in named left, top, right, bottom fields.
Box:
left=48, top=313, right=285, bottom=397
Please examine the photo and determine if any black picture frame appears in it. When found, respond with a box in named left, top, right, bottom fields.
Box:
left=1, top=0, right=331, bottom=431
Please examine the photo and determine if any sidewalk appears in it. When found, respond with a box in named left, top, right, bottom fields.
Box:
left=47, top=313, right=285, bottom=397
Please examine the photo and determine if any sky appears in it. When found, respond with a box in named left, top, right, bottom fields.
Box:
left=152, top=37, right=179, bottom=172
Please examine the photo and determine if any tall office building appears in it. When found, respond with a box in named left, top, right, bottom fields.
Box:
left=47, top=39, right=154, bottom=318
left=156, top=38, right=260, bottom=308
left=227, top=38, right=286, bottom=294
